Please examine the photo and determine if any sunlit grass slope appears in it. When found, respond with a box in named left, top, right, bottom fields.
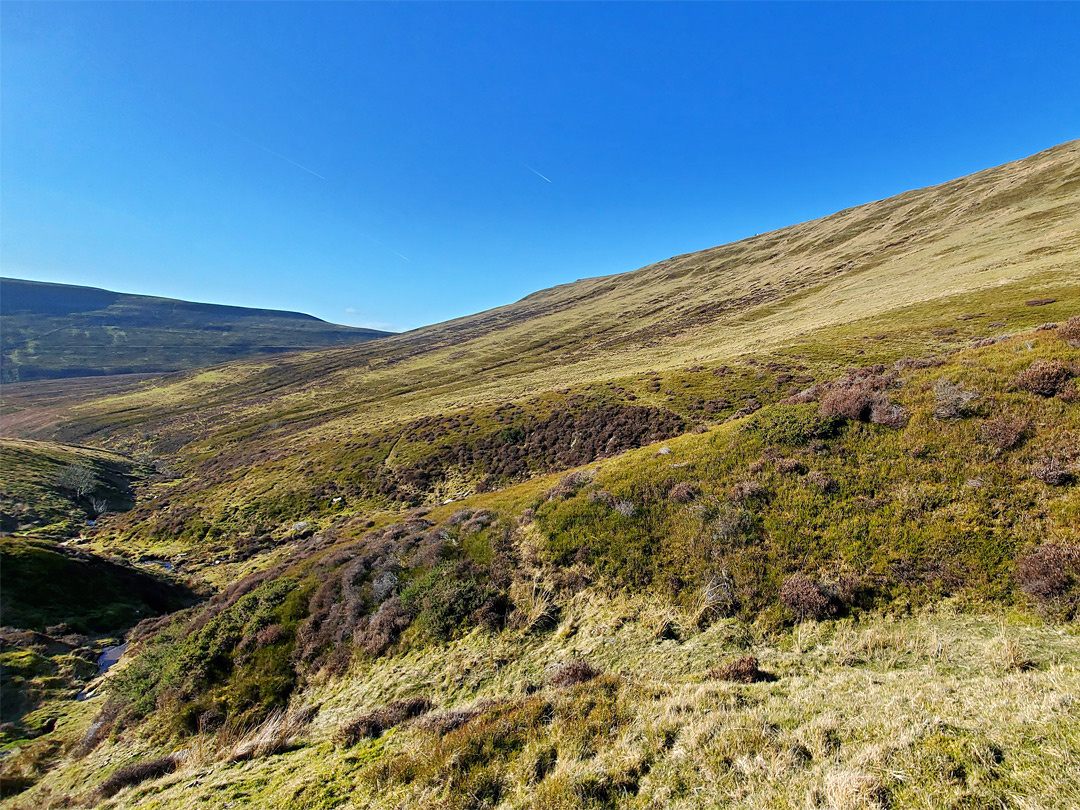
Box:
left=1, top=140, right=1075, bottom=566
left=2, top=141, right=1080, bottom=809
left=6, top=322, right=1078, bottom=809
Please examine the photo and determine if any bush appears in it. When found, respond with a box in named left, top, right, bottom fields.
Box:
left=933, top=379, right=978, bottom=419
left=1058, top=315, right=1080, bottom=348
left=355, top=597, right=413, bottom=656
left=1031, top=456, right=1073, bottom=486
left=546, top=470, right=594, bottom=501
left=820, top=385, right=874, bottom=421
left=97, top=757, right=177, bottom=798
left=1014, top=360, right=1072, bottom=397
left=668, top=482, right=699, bottom=503
left=775, top=458, right=804, bottom=475
left=400, top=561, right=501, bottom=641
left=869, top=398, right=908, bottom=429
left=338, top=696, right=434, bottom=745
left=980, top=416, right=1028, bottom=455
left=1017, top=544, right=1080, bottom=620
left=750, top=404, right=839, bottom=445
left=805, top=470, right=835, bottom=492
left=709, top=655, right=776, bottom=683
left=546, top=658, right=602, bottom=688
left=730, top=480, right=766, bottom=502
left=780, top=574, right=838, bottom=621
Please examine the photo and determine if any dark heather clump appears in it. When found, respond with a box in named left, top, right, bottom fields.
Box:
left=1014, top=360, right=1072, bottom=397
left=1057, top=315, right=1080, bottom=347
left=980, top=416, right=1029, bottom=455
left=546, top=659, right=602, bottom=688
left=1017, top=544, right=1080, bottom=620
left=668, top=482, right=699, bottom=503
left=1031, top=456, right=1073, bottom=487
left=780, top=574, right=838, bottom=621
left=97, top=758, right=178, bottom=798
left=337, top=696, right=434, bottom=745
left=709, top=655, right=776, bottom=683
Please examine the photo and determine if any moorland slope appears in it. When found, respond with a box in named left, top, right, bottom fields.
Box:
left=0, top=278, right=389, bottom=382
left=1, top=140, right=1079, bottom=809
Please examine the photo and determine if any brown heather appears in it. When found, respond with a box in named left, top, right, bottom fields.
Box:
left=1059, top=315, right=1080, bottom=347
left=1014, top=359, right=1073, bottom=396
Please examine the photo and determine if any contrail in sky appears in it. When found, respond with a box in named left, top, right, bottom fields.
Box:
left=525, top=164, right=552, bottom=183
left=220, top=126, right=326, bottom=179
left=364, top=234, right=410, bottom=262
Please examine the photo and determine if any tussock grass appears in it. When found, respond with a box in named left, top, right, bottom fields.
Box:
left=18, top=604, right=1077, bottom=810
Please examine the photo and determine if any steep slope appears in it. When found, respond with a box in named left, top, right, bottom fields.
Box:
left=2, top=140, right=1075, bottom=566
left=0, top=279, right=390, bottom=382
left=2, top=141, right=1080, bottom=809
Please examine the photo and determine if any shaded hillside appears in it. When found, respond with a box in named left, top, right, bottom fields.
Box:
left=0, top=439, right=152, bottom=537
left=0, top=279, right=390, bottom=382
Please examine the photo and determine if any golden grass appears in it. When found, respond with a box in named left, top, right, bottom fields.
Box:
left=13, top=602, right=1077, bottom=810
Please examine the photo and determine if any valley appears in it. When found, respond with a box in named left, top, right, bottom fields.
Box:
left=1, top=141, right=1078, bottom=810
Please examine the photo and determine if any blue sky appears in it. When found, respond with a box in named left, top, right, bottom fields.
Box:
left=3, top=2, right=1078, bottom=332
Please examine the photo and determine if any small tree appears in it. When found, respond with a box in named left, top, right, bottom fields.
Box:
left=57, top=464, right=99, bottom=498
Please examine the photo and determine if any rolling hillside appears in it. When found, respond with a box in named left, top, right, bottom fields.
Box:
left=0, top=279, right=390, bottom=382
left=1, top=141, right=1079, bottom=809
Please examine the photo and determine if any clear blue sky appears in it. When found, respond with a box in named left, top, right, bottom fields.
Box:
left=3, top=2, right=1078, bottom=332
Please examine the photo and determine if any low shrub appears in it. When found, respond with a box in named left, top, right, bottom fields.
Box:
left=546, top=470, right=594, bottom=501
left=668, top=482, right=699, bottom=503
left=750, top=403, right=839, bottom=445
left=1017, top=544, right=1080, bottom=620
left=980, top=416, right=1029, bottom=455
left=1031, top=455, right=1073, bottom=486
left=869, top=398, right=909, bottom=429
left=780, top=574, right=839, bottom=621
left=730, top=480, right=767, bottom=502
left=820, top=385, right=874, bottom=421
left=97, top=757, right=177, bottom=798
left=355, top=597, right=412, bottom=656
left=1057, top=315, right=1080, bottom=347
left=709, top=655, right=776, bottom=683
left=546, top=658, right=602, bottom=688
left=1014, top=360, right=1072, bottom=397
left=805, top=470, right=835, bottom=492
left=338, top=696, right=434, bottom=745
left=775, top=458, right=805, bottom=475
left=933, top=379, right=978, bottom=419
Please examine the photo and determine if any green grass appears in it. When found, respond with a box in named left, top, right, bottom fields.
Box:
left=2, top=140, right=1079, bottom=808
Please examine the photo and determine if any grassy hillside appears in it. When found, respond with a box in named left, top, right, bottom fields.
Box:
left=0, top=279, right=390, bottom=382
left=4, top=323, right=1079, bottom=809
left=1, top=141, right=1078, bottom=807
left=0, top=439, right=150, bottom=537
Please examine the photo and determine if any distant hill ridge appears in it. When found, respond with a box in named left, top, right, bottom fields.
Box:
left=0, top=277, right=390, bottom=382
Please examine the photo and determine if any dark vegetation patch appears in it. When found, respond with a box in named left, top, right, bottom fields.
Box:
left=780, top=574, right=841, bottom=621
left=376, top=402, right=686, bottom=503
left=1013, top=359, right=1074, bottom=397
left=0, top=537, right=196, bottom=635
left=338, top=696, right=434, bottom=745
left=96, top=757, right=178, bottom=799
left=546, top=659, right=603, bottom=688
left=980, top=416, right=1029, bottom=455
left=709, top=655, right=776, bottom=683
left=1016, top=544, right=1080, bottom=621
